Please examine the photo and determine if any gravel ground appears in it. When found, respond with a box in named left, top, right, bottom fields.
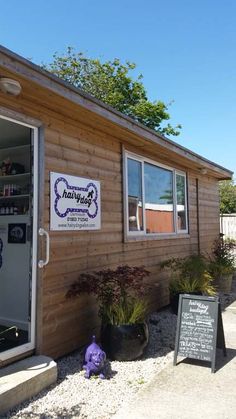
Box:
left=4, top=285, right=236, bottom=419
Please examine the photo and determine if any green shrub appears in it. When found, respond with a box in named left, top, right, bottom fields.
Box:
left=161, top=254, right=216, bottom=296
left=209, top=236, right=236, bottom=276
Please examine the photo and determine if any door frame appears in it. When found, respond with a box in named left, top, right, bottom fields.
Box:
left=0, top=111, right=40, bottom=362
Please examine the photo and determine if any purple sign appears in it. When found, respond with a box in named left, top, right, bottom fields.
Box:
left=50, top=172, right=101, bottom=231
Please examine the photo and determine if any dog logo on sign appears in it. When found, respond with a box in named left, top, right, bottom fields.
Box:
left=54, top=177, right=99, bottom=219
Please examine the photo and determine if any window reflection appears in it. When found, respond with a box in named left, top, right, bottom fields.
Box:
left=128, top=158, right=143, bottom=231
left=176, top=174, right=187, bottom=231
left=144, top=163, right=174, bottom=233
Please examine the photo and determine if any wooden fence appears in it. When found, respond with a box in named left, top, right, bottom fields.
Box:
left=220, top=214, right=236, bottom=240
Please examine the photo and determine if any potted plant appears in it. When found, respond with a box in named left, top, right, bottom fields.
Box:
left=66, top=265, right=150, bottom=361
left=209, top=236, right=236, bottom=293
left=161, top=254, right=216, bottom=314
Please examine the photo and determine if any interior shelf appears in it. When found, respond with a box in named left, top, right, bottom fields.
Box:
left=0, top=140, right=31, bottom=215
left=0, top=194, right=29, bottom=200
left=0, top=144, right=30, bottom=153
left=0, top=173, right=30, bottom=182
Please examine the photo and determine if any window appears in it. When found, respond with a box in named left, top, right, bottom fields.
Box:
left=176, top=173, right=187, bottom=232
left=126, top=153, right=188, bottom=236
left=127, top=158, right=143, bottom=231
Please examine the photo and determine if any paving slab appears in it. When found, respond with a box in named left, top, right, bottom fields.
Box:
left=114, top=301, right=236, bottom=419
left=0, top=355, right=57, bottom=416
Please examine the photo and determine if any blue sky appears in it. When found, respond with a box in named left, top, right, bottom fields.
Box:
left=1, top=0, right=236, bottom=176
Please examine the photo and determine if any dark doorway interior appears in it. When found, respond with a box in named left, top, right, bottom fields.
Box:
left=0, top=324, right=28, bottom=352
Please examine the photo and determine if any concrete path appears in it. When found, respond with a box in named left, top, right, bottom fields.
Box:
left=114, top=300, right=236, bottom=419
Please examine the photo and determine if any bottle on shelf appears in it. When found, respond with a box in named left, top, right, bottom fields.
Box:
left=5, top=204, right=9, bottom=215
left=13, top=203, right=18, bottom=215
left=9, top=203, right=14, bottom=215
left=3, top=184, right=8, bottom=196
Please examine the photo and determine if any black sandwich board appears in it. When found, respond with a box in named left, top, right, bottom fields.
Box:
left=173, top=294, right=226, bottom=373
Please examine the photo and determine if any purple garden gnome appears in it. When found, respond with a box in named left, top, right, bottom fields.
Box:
left=83, top=336, right=106, bottom=379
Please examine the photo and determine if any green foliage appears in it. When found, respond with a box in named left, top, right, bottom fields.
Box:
left=161, top=254, right=216, bottom=296
left=209, top=236, right=236, bottom=276
left=66, top=265, right=150, bottom=325
left=44, top=47, right=181, bottom=136
left=219, top=179, right=236, bottom=214
left=105, top=298, right=148, bottom=326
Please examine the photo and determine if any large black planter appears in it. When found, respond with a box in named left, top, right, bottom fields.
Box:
left=170, top=291, right=202, bottom=315
left=101, top=322, right=149, bottom=361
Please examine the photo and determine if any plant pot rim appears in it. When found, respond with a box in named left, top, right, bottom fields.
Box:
left=170, top=291, right=202, bottom=296
left=103, top=321, right=147, bottom=328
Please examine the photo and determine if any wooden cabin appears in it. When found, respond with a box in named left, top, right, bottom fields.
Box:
left=0, top=45, right=232, bottom=365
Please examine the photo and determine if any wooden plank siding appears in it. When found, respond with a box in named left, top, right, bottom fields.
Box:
left=41, top=123, right=219, bottom=359
left=0, top=76, right=222, bottom=359
left=198, top=178, right=220, bottom=251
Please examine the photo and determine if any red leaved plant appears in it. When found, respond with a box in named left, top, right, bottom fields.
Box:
left=66, top=265, right=150, bottom=325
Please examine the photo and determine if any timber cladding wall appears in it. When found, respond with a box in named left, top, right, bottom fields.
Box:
left=198, top=177, right=220, bottom=251
left=41, top=118, right=220, bottom=359
left=43, top=123, right=124, bottom=357
left=0, top=82, right=220, bottom=359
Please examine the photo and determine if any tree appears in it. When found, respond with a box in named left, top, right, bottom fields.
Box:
left=45, top=47, right=181, bottom=136
left=219, top=179, right=236, bottom=214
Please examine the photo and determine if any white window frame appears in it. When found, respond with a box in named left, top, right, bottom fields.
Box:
left=125, top=151, right=188, bottom=237
left=175, top=170, right=188, bottom=234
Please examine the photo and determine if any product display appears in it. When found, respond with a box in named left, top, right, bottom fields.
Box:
left=0, top=158, right=25, bottom=176
left=0, top=148, right=30, bottom=218
left=0, top=202, right=28, bottom=216
left=1, top=184, right=21, bottom=196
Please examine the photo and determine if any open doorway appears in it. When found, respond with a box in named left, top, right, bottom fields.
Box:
left=0, top=115, right=38, bottom=361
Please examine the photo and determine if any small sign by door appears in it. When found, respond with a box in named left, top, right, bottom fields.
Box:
left=50, top=172, right=101, bottom=231
left=8, top=223, right=27, bottom=244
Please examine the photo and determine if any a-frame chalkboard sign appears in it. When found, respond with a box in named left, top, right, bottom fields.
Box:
left=173, top=294, right=226, bottom=373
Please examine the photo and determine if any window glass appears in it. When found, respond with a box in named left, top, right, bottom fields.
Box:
left=144, top=163, right=174, bottom=233
left=127, top=158, right=143, bottom=231
left=176, top=174, right=187, bottom=231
